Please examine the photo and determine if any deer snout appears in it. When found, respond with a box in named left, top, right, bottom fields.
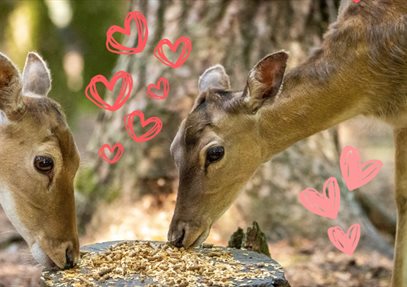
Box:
left=168, top=219, right=210, bottom=248
left=64, top=244, right=77, bottom=269
left=63, top=239, right=80, bottom=269
left=32, top=238, right=79, bottom=270
left=168, top=220, right=186, bottom=248
left=52, top=240, right=79, bottom=269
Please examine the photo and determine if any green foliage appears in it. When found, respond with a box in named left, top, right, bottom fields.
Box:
left=69, top=0, right=127, bottom=114
left=75, top=167, right=98, bottom=197
left=0, top=0, right=128, bottom=125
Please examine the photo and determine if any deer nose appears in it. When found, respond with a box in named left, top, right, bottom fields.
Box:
left=172, top=228, right=186, bottom=248
left=168, top=223, right=186, bottom=248
left=64, top=246, right=76, bottom=269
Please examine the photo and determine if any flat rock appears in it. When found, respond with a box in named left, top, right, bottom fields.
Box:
left=41, top=240, right=290, bottom=287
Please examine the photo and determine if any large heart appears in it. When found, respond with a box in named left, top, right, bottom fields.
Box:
left=85, top=71, right=133, bottom=111
left=340, top=145, right=383, bottom=191
left=106, top=10, right=148, bottom=55
left=328, top=224, right=361, bottom=255
left=147, top=77, right=170, bottom=100
left=298, top=177, right=340, bottom=219
left=124, top=110, right=162, bottom=143
left=98, top=143, right=124, bottom=164
left=153, top=36, right=192, bottom=68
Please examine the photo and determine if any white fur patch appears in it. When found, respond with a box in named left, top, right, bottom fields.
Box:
left=0, top=184, right=53, bottom=267
left=0, top=184, right=32, bottom=245
left=0, top=111, right=9, bottom=126
left=31, top=241, right=52, bottom=267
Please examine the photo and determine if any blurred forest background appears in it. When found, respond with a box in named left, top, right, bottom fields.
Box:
left=0, top=0, right=397, bottom=286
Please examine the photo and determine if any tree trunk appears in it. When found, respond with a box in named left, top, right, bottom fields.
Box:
left=80, top=0, right=391, bottom=255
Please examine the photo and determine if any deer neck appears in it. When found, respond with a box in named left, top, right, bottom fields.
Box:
left=257, top=58, right=369, bottom=161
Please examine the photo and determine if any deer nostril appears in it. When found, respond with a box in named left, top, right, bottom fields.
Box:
left=64, top=246, right=75, bottom=269
left=173, top=228, right=186, bottom=248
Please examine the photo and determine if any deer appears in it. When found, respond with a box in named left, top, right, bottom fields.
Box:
left=0, top=52, right=80, bottom=269
left=168, top=0, right=407, bottom=285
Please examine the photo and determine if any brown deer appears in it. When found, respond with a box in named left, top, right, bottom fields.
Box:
left=0, top=52, right=80, bottom=269
left=168, top=0, right=407, bottom=285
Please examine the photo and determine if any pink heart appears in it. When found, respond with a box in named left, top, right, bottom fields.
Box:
left=124, top=110, right=162, bottom=143
left=340, top=146, right=383, bottom=191
left=153, top=36, right=192, bottom=68
left=106, top=11, right=148, bottom=55
left=98, top=143, right=124, bottom=164
left=147, top=77, right=170, bottom=100
left=85, top=71, right=133, bottom=111
left=298, top=177, right=340, bottom=219
left=328, top=224, right=361, bottom=255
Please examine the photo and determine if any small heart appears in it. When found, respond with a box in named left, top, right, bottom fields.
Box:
left=124, top=110, right=162, bottom=143
left=147, top=77, right=170, bottom=100
left=98, top=143, right=124, bottom=164
left=328, top=224, right=361, bottom=255
left=106, top=11, right=148, bottom=55
left=298, top=177, right=340, bottom=219
left=153, top=36, right=192, bottom=68
left=353, top=0, right=361, bottom=3
left=85, top=71, right=133, bottom=111
left=340, top=146, right=383, bottom=191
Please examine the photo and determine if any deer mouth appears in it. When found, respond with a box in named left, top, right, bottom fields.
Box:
left=31, top=241, right=57, bottom=269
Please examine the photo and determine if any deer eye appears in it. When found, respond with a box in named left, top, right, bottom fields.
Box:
left=206, top=146, right=224, bottom=164
left=34, top=156, right=54, bottom=173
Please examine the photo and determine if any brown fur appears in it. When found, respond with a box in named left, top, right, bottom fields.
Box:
left=0, top=52, right=79, bottom=269
left=169, top=1, right=407, bottom=285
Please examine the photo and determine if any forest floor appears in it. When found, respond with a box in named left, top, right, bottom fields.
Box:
left=0, top=195, right=392, bottom=287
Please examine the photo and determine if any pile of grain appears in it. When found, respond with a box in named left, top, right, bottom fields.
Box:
left=42, top=241, right=281, bottom=287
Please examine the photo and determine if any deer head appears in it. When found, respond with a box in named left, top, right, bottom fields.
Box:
left=0, top=52, right=80, bottom=269
left=168, top=51, right=288, bottom=248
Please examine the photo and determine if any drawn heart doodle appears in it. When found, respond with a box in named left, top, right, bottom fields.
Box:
left=340, top=145, right=383, bottom=191
left=328, top=224, right=361, bottom=255
left=106, top=10, right=148, bottom=55
left=124, top=110, right=162, bottom=143
left=147, top=77, right=170, bottom=100
left=153, top=36, right=192, bottom=68
left=85, top=71, right=133, bottom=111
left=298, top=177, right=340, bottom=219
left=98, top=143, right=124, bottom=164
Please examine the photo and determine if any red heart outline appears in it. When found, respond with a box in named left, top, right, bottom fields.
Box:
left=298, top=177, right=340, bottom=219
left=340, top=145, right=383, bottom=191
left=328, top=224, right=361, bottom=255
left=147, top=77, right=170, bottom=100
left=98, top=143, right=124, bottom=164
left=153, top=36, right=192, bottom=68
left=106, top=11, right=148, bottom=55
left=124, top=110, right=162, bottom=143
left=85, top=71, right=133, bottom=111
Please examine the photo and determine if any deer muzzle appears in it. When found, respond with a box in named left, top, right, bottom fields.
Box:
left=168, top=218, right=211, bottom=248
left=32, top=237, right=79, bottom=270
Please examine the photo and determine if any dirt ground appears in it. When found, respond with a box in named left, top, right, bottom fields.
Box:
left=0, top=194, right=393, bottom=287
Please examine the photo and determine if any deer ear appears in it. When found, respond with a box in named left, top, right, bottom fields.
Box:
left=245, top=51, right=288, bottom=111
left=22, top=52, right=51, bottom=96
left=198, top=65, right=231, bottom=93
left=0, top=53, right=24, bottom=121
